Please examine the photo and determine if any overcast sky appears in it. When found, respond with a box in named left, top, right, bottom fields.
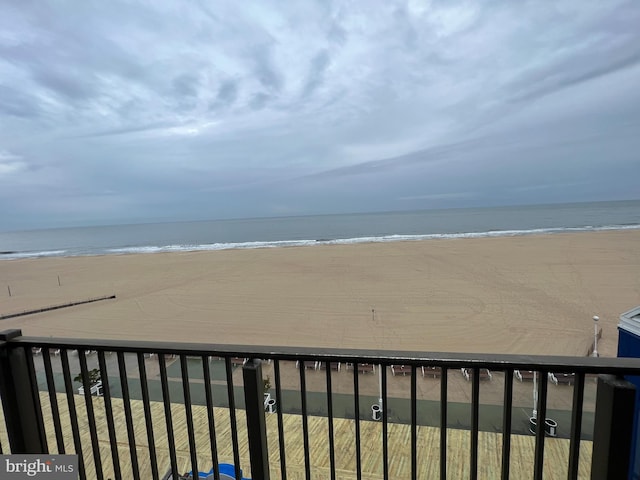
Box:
left=1, top=1, right=639, bottom=231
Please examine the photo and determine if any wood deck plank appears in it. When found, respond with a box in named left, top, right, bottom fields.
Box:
left=0, top=393, right=594, bottom=479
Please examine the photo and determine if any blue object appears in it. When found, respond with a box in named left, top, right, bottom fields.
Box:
left=218, top=464, right=237, bottom=477
left=618, top=306, right=640, bottom=480
left=187, top=463, right=250, bottom=480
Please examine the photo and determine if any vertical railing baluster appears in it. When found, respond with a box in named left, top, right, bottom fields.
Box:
left=440, top=367, right=448, bottom=480
left=501, top=370, right=514, bottom=480
left=61, top=350, right=86, bottom=479
left=202, top=357, right=220, bottom=480
left=9, top=338, right=627, bottom=480
left=568, top=372, right=585, bottom=480
left=42, top=348, right=65, bottom=453
left=137, top=353, right=159, bottom=480
left=97, top=351, right=121, bottom=480
left=299, top=362, right=311, bottom=480
left=353, top=362, right=362, bottom=480
left=381, top=364, right=389, bottom=480
left=180, top=354, right=199, bottom=478
left=470, top=368, right=480, bottom=480
left=590, top=374, right=636, bottom=479
left=533, top=371, right=548, bottom=480
left=78, top=350, right=103, bottom=480
left=117, top=351, right=140, bottom=480
left=274, top=360, right=287, bottom=480
left=158, top=354, right=178, bottom=477
left=411, top=365, right=417, bottom=480
left=24, top=346, right=48, bottom=453
left=243, top=359, right=270, bottom=480
left=325, top=362, right=336, bottom=480
left=224, top=357, right=242, bottom=480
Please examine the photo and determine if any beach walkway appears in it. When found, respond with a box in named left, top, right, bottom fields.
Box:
left=31, top=355, right=596, bottom=440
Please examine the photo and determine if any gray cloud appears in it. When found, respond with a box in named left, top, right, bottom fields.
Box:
left=172, top=74, right=200, bottom=99
left=249, top=93, right=271, bottom=111
left=506, top=49, right=640, bottom=105
left=0, top=0, right=639, bottom=230
left=214, top=80, right=239, bottom=106
left=0, top=85, right=40, bottom=117
left=301, top=50, right=331, bottom=98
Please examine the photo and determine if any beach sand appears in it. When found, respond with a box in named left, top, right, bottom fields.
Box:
left=1, top=230, right=638, bottom=357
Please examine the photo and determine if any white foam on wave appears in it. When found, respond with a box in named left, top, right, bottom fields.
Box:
left=106, top=239, right=318, bottom=255
left=102, top=223, right=640, bottom=256
left=3, top=223, right=638, bottom=260
left=323, top=224, right=640, bottom=244
left=1, top=250, right=69, bottom=260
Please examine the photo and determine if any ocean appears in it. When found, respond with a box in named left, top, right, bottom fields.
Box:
left=1, top=200, right=639, bottom=260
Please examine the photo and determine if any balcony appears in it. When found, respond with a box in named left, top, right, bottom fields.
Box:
left=0, top=328, right=639, bottom=479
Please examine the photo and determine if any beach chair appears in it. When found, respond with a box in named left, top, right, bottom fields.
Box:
left=357, top=363, right=375, bottom=374
left=78, top=380, right=103, bottom=397
left=318, top=362, right=340, bottom=372
left=550, top=372, right=575, bottom=385
left=231, top=357, right=248, bottom=367
left=296, top=360, right=318, bottom=370
left=461, top=368, right=492, bottom=381
left=391, top=365, right=411, bottom=376
left=515, top=370, right=536, bottom=382
left=516, top=370, right=559, bottom=384
left=421, top=366, right=442, bottom=378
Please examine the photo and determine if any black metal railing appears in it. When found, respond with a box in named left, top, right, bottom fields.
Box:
left=0, top=328, right=639, bottom=480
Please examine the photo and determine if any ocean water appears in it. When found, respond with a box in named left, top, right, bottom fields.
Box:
left=1, top=200, right=639, bottom=260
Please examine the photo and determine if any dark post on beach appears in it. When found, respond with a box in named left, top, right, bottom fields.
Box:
left=7, top=285, right=11, bottom=297
left=58, top=275, right=61, bottom=286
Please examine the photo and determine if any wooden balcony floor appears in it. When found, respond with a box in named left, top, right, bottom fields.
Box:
left=2, top=393, right=593, bottom=479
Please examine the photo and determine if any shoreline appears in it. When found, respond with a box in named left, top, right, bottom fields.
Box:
left=1, top=230, right=639, bottom=358
left=2, top=224, right=639, bottom=261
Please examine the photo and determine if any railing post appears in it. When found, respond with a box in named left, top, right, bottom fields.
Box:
left=591, top=374, right=636, bottom=480
left=0, top=329, right=47, bottom=453
left=243, top=358, right=270, bottom=480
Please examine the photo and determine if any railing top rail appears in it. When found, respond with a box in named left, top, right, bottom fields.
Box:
left=3, top=332, right=640, bottom=375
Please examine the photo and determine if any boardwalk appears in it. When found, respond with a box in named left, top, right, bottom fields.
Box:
left=0, top=393, right=594, bottom=479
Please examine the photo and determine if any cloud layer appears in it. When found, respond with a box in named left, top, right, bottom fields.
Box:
left=1, top=0, right=639, bottom=229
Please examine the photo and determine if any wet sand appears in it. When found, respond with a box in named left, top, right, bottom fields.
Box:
left=1, top=230, right=639, bottom=357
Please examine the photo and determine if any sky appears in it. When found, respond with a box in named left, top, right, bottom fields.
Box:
left=1, top=1, right=640, bottom=231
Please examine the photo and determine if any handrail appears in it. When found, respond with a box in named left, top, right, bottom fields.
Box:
left=8, top=334, right=640, bottom=374
left=0, top=329, right=637, bottom=479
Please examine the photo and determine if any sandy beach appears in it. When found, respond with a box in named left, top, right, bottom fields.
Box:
left=1, top=230, right=638, bottom=357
